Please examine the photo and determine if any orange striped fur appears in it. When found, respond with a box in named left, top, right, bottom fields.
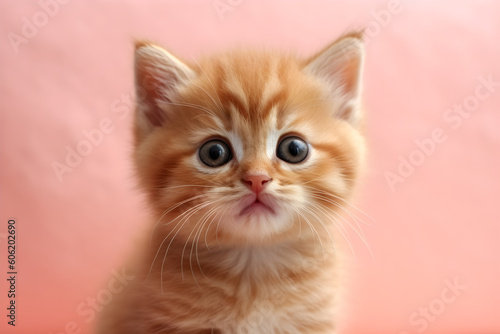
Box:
left=98, top=31, right=366, bottom=334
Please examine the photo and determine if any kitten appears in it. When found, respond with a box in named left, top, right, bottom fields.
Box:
left=98, top=31, right=366, bottom=334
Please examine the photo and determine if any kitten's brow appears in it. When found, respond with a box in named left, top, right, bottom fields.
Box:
left=191, top=57, right=226, bottom=116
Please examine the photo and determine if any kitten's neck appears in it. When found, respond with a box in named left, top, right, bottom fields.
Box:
left=145, top=233, right=336, bottom=284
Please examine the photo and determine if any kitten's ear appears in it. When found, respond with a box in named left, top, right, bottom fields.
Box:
left=134, top=41, right=195, bottom=139
left=305, top=32, right=365, bottom=126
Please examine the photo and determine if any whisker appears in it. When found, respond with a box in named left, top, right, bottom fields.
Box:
left=159, top=201, right=213, bottom=292
left=191, top=57, right=226, bottom=116
left=299, top=203, right=337, bottom=259
left=307, top=193, right=368, bottom=242
left=163, top=185, right=219, bottom=190
left=291, top=204, right=325, bottom=258
left=330, top=209, right=375, bottom=260
left=191, top=82, right=225, bottom=116
left=147, top=206, right=196, bottom=281
left=304, top=185, right=376, bottom=226
left=149, top=194, right=206, bottom=244
left=176, top=201, right=216, bottom=284
left=160, top=101, right=217, bottom=117
left=215, top=202, right=236, bottom=248
left=309, top=202, right=355, bottom=258
left=147, top=201, right=209, bottom=281
left=205, top=204, right=229, bottom=249
left=302, top=185, right=375, bottom=259
left=192, top=207, right=220, bottom=280
left=309, top=196, right=374, bottom=260
left=182, top=204, right=219, bottom=284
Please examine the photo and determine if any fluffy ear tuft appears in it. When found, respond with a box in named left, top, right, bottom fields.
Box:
left=134, top=42, right=194, bottom=141
left=305, top=32, right=365, bottom=126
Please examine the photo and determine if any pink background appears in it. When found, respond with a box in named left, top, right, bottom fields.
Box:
left=1, top=1, right=499, bottom=333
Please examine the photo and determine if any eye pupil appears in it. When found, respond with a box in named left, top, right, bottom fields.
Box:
left=199, top=140, right=232, bottom=167
left=277, top=136, right=308, bottom=163
left=209, top=145, right=222, bottom=160
left=288, top=140, right=301, bottom=156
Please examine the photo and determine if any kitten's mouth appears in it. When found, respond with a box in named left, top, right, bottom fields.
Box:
left=239, top=197, right=276, bottom=217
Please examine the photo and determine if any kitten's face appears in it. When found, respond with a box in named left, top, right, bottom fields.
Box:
left=134, top=34, right=365, bottom=246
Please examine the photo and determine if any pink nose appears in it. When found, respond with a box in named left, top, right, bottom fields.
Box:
left=242, top=174, right=271, bottom=194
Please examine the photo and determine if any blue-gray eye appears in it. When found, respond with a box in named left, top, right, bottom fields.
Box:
left=199, top=140, right=232, bottom=167
left=277, top=136, right=308, bottom=163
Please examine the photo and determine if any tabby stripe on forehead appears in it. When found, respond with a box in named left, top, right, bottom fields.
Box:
left=249, top=59, right=287, bottom=121
left=260, top=89, right=287, bottom=121
left=213, top=61, right=247, bottom=124
left=206, top=62, right=228, bottom=130
left=213, top=58, right=290, bottom=122
left=218, top=89, right=287, bottom=123
left=219, top=90, right=248, bottom=119
left=217, top=86, right=287, bottom=123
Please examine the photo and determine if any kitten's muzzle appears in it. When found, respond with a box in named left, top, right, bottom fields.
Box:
left=238, top=192, right=276, bottom=217
left=241, top=174, right=272, bottom=194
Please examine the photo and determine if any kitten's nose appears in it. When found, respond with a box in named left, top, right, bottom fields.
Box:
left=242, top=174, right=271, bottom=194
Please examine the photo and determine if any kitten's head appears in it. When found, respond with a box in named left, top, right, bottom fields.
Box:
left=133, top=33, right=366, bottom=246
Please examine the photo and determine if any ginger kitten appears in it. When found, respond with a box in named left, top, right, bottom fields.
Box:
left=98, top=31, right=366, bottom=334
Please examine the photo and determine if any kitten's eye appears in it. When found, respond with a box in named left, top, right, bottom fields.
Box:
left=277, top=136, right=309, bottom=163
left=199, top=140, right=232, bottom=167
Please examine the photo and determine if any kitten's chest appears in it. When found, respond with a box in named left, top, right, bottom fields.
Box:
left=204, top=246, right=337, bottom=333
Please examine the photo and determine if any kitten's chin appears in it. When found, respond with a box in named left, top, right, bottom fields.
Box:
left=217, top=196, right=296, bottom=244
left=222, top=215, right=293, bottom=245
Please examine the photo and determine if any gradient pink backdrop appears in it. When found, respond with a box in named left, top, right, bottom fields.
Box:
left=1, top=1, right=499, bottom=333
